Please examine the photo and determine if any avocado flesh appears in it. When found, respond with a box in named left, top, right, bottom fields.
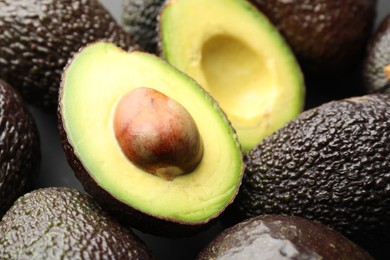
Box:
left=0, top=187, right=153, bottom=259
left=160, top=0, right=305, bottom=151
left=199, top=215, right=373, bottom=260
left=234, top=94, right=390, bottom=251
left=60, top=42, right=243, bottom=224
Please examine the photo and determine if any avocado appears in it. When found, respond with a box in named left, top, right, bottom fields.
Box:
left=232, top=94, right=390, bottom=258
left=0, top=0, right=134, bottom=110
left=363, top=13, right=390, bottom=94
left=0, top=79, right=40, bottom=217
left=250, top=0, right=377, bottom=76
left=0, top=187, right=153, bottom=259
left=58, top=42, right=244, bottom=237
left=159, top=0, right=305, bottom=151
left=122, top=0, right=163, bottom=53
left=199, top=215, right=373, bottom=260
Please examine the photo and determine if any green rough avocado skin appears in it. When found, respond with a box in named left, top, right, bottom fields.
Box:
left=199, top=215, right=373, bottom=260
left=250, top=0, right=376, bottom=76
left=0, top=79, right=40, bottom=218
left=0, top=0, right=134, bottom=110
left=363, top=13, right=390, bottom=94
left=122, top=0, right=163, bottom=53
left=0, top=187, right=153, bottom=260
left=234, top=94, right=390, bottom=256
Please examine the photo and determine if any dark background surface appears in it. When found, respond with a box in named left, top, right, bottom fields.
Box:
left=31, top=1, right=390, bottom=259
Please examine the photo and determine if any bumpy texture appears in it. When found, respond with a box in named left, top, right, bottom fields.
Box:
left=0, top=187, right=153, bottom=260
left=199, top=215, right=373, bottom=260
left=236, top=94, right=390, bottom=242
left=363, top=13, right=390, bottom=93
left=250, top=0, right=376, bottom=75
left=0, top=79, right=40, bottom=217
left=0, top=0, right=134, bottom=110
left=122, top=0, right=163, bottom=53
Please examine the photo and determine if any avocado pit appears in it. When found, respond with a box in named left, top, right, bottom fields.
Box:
left=113, top=87, right=204, bottom=180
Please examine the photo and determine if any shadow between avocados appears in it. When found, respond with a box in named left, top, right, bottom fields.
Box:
left=58, top=41, right=244, bottom=237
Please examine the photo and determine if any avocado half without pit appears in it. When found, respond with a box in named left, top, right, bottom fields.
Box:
left=58, top=42, right=244, bottom=236
left=159, top=0, right=305, bottom=151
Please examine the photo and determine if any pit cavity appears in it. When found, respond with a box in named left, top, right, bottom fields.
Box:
left=201, top=35, right=276, bottom=123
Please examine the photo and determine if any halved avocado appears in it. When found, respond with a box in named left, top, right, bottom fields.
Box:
left=58, top=42, right=244, bottom=237
left=159, top=0, right=305, bottom=151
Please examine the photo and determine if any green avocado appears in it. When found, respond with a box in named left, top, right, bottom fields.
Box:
left=122, top=0, right=163, bottom=53
left=0, top=0, right=134, bottom=110
left=58, top=42, right=244, bottom=237
left=0, top=79, right=40, bottom=218
left=0, top=187, right=153, bottom=259
left=250, top=0, right=377, bottom=76
left=363, top=13, right=390, bottom=94
left=199, top=215, right=373, bottom=260
left=159, top=0, right=305, bottom=151
left=232, top=94, right=390, bottom=258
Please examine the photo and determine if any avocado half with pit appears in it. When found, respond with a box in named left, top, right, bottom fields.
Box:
left=159, top=0, right=305, bottom=151
left=58, top=42, right=244, bottom=236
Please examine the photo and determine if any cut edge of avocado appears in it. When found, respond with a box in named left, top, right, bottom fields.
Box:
left=159, top=0, right=305, bottom=151
left=58, top=41, right=244, bottom=225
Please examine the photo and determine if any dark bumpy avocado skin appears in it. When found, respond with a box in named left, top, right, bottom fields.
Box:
left=250, top=0, right=376, bottom=76
left=0, top=187, right=153, bottom=260
left=199, top=215, right=373, bottom=260
left=0, top=79, right=40, bottom=217
left=122, top=0, right=163, bottom=53
left=363, top=13, right=390, bottom=93
left=234, top=94, right=390, bottom=257
left=0, top=0, right=134, bottom=110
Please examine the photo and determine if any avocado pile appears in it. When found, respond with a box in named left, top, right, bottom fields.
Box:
left=0, top=0, right=389, bottom=259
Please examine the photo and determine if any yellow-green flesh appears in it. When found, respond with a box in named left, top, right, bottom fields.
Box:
left=161, top=0, right=305, bottom=151
left=60, top=42, right=243, bottom=223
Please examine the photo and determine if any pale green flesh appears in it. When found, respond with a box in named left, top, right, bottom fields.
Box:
left=161, top=0, right=305, bottom=151
left=60, top=42, right=243, bottom=223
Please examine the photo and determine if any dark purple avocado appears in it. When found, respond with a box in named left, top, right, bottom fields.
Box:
left=199, top=215, right=373, bottom=260
left=0, top=79, right=40, bottom=218
left=0, top=187, right=153, bottom=259
left=0, top=0, right=135, bottom=110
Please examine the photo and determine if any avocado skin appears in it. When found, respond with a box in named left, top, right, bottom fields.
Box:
left=122, top=0, right=163, bottom=53
left=0, top=0, right=134, bottom=110
left=199, top=215, right=373, bottom=260
left=0, top=79, right=40, bottom=218
left=363, top=13, right=390, bottom=94
left=233, top=94, right=390, bottom=257
left=250, top=0, right=376, bottom=76
left=0, top=187, right=153, bottom=260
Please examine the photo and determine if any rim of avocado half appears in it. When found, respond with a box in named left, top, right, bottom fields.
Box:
left=58, top=41, right=244, bottom=236
left=158, top=0, right=305, bottom=152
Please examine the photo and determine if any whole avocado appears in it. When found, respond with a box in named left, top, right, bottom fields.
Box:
left=250, top=0, right=377, bottom=76
left=0, top=187, right=153, bottom=260
left=199, top=215, right=373, bottom=260
left=0, top=0, right=134, bottom=110
left=0, top=79, right=40, bottom=218
left=233, top=94, right=390, bottom=258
